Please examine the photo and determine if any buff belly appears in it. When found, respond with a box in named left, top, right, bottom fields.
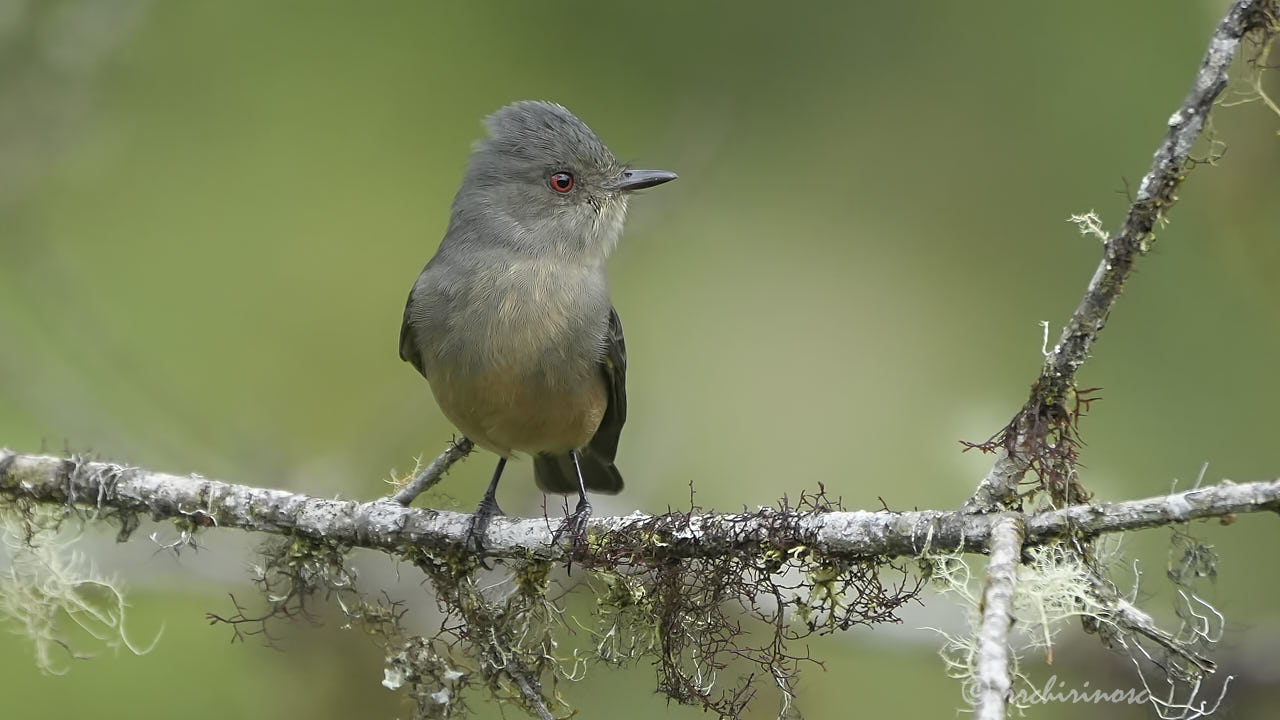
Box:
left=425, top=363, right=607, bottom=458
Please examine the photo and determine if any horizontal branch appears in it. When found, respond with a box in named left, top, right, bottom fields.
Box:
left=2, top=450, right=1276, bottom=563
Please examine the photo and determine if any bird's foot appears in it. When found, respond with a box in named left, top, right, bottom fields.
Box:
left=465, top=497, right=504, bottom=561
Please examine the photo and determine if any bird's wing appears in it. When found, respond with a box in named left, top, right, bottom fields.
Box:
left=589, top=305, right=628, bottom=462
left=398, top=285, right=427, bottom=377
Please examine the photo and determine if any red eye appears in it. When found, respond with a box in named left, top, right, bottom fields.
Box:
left=549, top=172, right=574, bottom=192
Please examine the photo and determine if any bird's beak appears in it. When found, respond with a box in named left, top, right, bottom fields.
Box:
left=608, top=169, right=678, bottom=192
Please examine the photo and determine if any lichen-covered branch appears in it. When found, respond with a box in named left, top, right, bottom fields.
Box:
left=972, top=517, right=1025, bottom=720
left=965, top=0, right=1279, bottom=511
left=2, top=450, right=1276, bottom=564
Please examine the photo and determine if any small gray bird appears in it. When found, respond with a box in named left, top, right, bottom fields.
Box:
left=399, top=100, right=676, bottom=548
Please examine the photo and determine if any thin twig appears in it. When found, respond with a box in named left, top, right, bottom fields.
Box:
left=390, top=436, right=474, bottom=505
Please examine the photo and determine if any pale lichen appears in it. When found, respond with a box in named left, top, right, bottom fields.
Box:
left=0, top=498, right=160, bottom=674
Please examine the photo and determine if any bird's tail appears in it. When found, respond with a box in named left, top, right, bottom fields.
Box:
left=534, top=450, right=623, bottom=495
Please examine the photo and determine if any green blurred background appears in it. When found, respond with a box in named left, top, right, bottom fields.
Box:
left=2, top=0, right=1278, bottom=717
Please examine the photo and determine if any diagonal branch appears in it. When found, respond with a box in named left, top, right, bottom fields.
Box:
left=391, top=436, right=474, bottom=506
left=506, top=661, right=556, bottom=720
left=965, top=0, right=1278, bottom=511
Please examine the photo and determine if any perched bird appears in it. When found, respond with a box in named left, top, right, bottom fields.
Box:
left=399, top=100, right=676, bottom=548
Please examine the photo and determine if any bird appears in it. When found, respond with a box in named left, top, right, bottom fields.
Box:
left=398, top=100, right=677, bottom=550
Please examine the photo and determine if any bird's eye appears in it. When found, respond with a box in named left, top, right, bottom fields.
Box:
left=549, top=172, right=574, bottom=193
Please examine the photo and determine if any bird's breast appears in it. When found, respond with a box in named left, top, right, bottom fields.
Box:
left=479, top=258, right=606, bottom=369
left=413, top=255, right=609, bottom=381
left=411, top=257, right=612, bottom=456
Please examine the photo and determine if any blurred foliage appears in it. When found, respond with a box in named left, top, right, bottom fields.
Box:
left=2, top=0, right=1279, bottom=718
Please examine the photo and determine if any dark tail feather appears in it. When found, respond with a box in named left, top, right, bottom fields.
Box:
left=534, top=451, right=624, bottom=495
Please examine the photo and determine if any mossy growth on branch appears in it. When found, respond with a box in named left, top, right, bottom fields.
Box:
left=196, top=485, right=925, bottom=719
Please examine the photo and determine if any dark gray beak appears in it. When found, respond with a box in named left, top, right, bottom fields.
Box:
left=608, top=168, right=678, bottom=192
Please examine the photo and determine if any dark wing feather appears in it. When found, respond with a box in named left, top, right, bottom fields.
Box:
left=398, top=287, right=427, bottom=377
left=588, top=305, right=627, bottom=462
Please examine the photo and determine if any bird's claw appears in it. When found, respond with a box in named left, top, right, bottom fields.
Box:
left=465, top=498, right=504, bottom=568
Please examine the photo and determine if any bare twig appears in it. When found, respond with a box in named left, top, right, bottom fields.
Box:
left=972, top=516, right=1026, bottom=720
left=391, top=436, right=474, bottom=506
left=964, top=0, right=1278, bottom=511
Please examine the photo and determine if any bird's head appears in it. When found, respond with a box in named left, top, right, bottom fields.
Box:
left=453, top=101, right=676, bottom=263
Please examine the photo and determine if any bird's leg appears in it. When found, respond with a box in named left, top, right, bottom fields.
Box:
left=466, top=457, right=506, bottom=556
left=555, top=450, right=593, bottom=550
